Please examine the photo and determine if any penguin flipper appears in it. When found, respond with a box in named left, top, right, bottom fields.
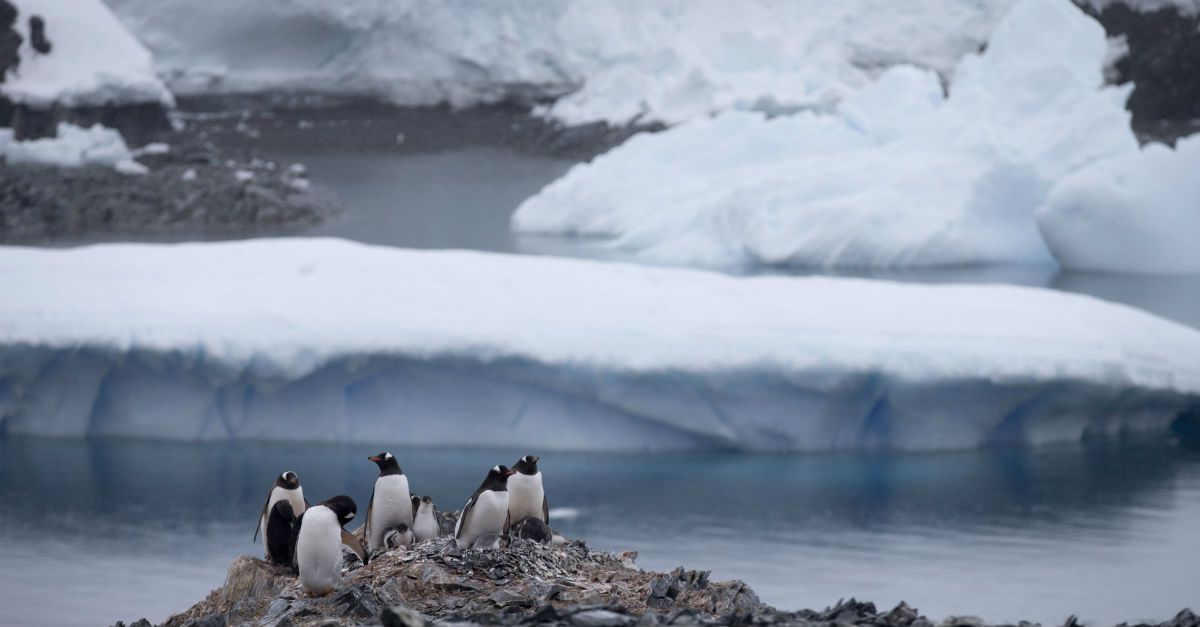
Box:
left=341, top=528, right=369, bottom=565
left=290, top=510, right=306, bottom=568
left=543, top=495, right=550, bottom=525
left=254, top=494, right=270, bottom=542
left=364, top=486, right=375, bottom=543
left=454, top=495, right=477, bottom=540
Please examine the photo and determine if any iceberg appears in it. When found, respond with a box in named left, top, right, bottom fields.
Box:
left=104, top=0, right=1014, bottom=126
left=511, top=0, right=1138, bottom=270
left=1036, top=135, right=1200, bottom=274
left=0, top=238, right=1197, bottom=451
left=3, top=0, right=173, bottom=108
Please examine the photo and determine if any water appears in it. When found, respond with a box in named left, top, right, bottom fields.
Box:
left=1, top=438, right=1198, bottom=627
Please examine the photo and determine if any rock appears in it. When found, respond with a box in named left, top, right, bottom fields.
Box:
left=380, top=607, right=426, bottom=627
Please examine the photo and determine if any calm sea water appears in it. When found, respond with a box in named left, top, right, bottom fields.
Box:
left=1, top=438, right=1199, bottom=627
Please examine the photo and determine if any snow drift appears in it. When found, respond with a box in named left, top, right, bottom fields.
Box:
left=512, top=0, right=1140, bottom=270
left=104, top=0, right=1014, bottom=126
left=0, top=122, right=146, bottom=172
left=1, top=238, right=1198, bottom=451
left=3, top=0, right=173, bottom=108
left=1036, top=135, right=1200, bottom=274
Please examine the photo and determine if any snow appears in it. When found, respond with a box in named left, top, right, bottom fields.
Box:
left=103, top=0, right=1015, bottom=126
left=0, top=122, right=146, bottom=172
left=512, top=0, right=1139, bottom=270
left=1036, top=135, right=1200, bottom=274
left=0, top=238, right=1197, bottom=451
left=3, top=0, right=173, bottom=108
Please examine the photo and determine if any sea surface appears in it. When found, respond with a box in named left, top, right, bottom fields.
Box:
left=1, top=439, right=1199, bottom=627
left=3, top=103, right=1200, bottom=627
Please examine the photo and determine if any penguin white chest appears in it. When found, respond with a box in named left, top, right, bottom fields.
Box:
left=413, top=504, right=440, bottom=540
left=296, top=507, right=342, bottom=595
left=457, top=490, right=508, bottom=548
left=507, top=472, right=545, bottom=523
left=367, top=474, right=412, bottom=550
left=261, top=486, right=305, bottom=552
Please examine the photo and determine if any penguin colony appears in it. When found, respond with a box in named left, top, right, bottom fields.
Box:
left=256, top=453, right=555, bottom=596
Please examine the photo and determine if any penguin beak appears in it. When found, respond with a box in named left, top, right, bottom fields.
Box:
left=504, top=468, right=516, bottom=477
left=531, top=456, right=540, bottom=463
left=367, top=455, right=381, bottom=463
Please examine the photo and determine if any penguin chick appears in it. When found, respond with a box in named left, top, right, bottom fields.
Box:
left=510, top=516, right=553, bottom=544
left=411, top=495, right=440, bottom=541
left=265, top=500, right=298, bottom=566
left=383, top=523, right=414, bottom=549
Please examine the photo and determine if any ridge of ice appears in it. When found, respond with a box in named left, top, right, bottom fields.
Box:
left=103, top=0, right=1015, bottom=126
left=0, top=238, right=1197, bottom=451
left=0, top=122, right=146, bottom=172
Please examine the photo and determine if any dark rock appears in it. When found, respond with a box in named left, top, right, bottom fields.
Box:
left=1077, top=1, right=1200, bottom=142
left=380, top=607, right=426, bottom=627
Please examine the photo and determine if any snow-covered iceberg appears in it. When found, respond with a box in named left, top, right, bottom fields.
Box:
left=1, top=238, right=1197, bottom=451
left=1036, top=135, right=1200, bottom=274
left=0, top=122, right=146, bottom=172
left=3, top=0, right=173, bottom=107
left=512, top=0, right=1138, bottom=270
left=104, top=0, right=1013, bottom=126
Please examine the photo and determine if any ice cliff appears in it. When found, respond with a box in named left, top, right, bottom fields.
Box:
left=103, top=0, right=1016, bottom=126
left=1, top=239, right=1198, bottom=451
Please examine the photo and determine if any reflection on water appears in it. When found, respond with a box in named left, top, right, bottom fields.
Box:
left=1, top=438, right=1198, bottom=627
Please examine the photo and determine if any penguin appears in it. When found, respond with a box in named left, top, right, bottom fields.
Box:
left=364, top=452, right=413, bottom=552
left=28, top=15, right=49, bottom=55
left=509, top=515, right=553, bottom=544
left=383, top=523, right=414, bottom=549
left=454, top=465, right=514, bottom=549
left=254, top=471, right=306, bottom=557
left=265, top=500, right=298, bottom=565
left=507, top=454, right=548, bottom=526
left=411, top=495, right=440, bottom=541
left=294, top=495, right=368, bottom=596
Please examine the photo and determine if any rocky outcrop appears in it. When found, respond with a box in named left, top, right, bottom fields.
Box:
left=1079, top=1, right=1200, bottom=142
left=159, top=538, right=758, bottom=627
left=0, top=137, right=337, bottom=242
left=111, top=537, right=1199, bottom=627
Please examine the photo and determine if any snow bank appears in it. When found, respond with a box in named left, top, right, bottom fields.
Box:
left=1, top=238, right=1197, bottom=451
left=104, top=0, right=1013, bottom=126
left=513, top=0, right=1138, bottom=270
left=1036, top=135, right=1200, bottom=274
left=2, top=0, right=173, bottom=108
left=0, top=122, right=146, bottom=172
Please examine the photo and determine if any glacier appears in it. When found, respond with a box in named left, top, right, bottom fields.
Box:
left=1036, top=135, right=1200, bottom=275
left=511, top=0, right=1142, bottom=270
left=1, top=238, right=1198, bottom=451
left=4, top=0, right=173, bottom=108
left=103, top=0, right=1015, bottom=126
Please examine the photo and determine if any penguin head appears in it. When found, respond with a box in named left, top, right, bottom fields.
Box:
left=421, top=495, right=433, bottom=505
left=321, top=495, right=358, bottom=527
left=383, top=524, right=412, bottom=549
left=513, top=454, right=540, bottom=475
left=368, top=452, right=403, bottom=476
left=276, top=471, right=300, bottom=490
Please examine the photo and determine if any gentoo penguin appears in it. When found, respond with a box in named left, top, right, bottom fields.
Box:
left=383, top=523, right=414, bottom=549
left=507, top=455, right=548, bottom=526
left=295, top=495, right=367, bottom=596
left=265, top=500, right=298, bottom=565
left=454, top=465, right=514, bottom=549
left=255, top=471, right=306, bottom=557
left=411, top=495, right=440, bottom=541
left=364, top=452, right=413, bottom=552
